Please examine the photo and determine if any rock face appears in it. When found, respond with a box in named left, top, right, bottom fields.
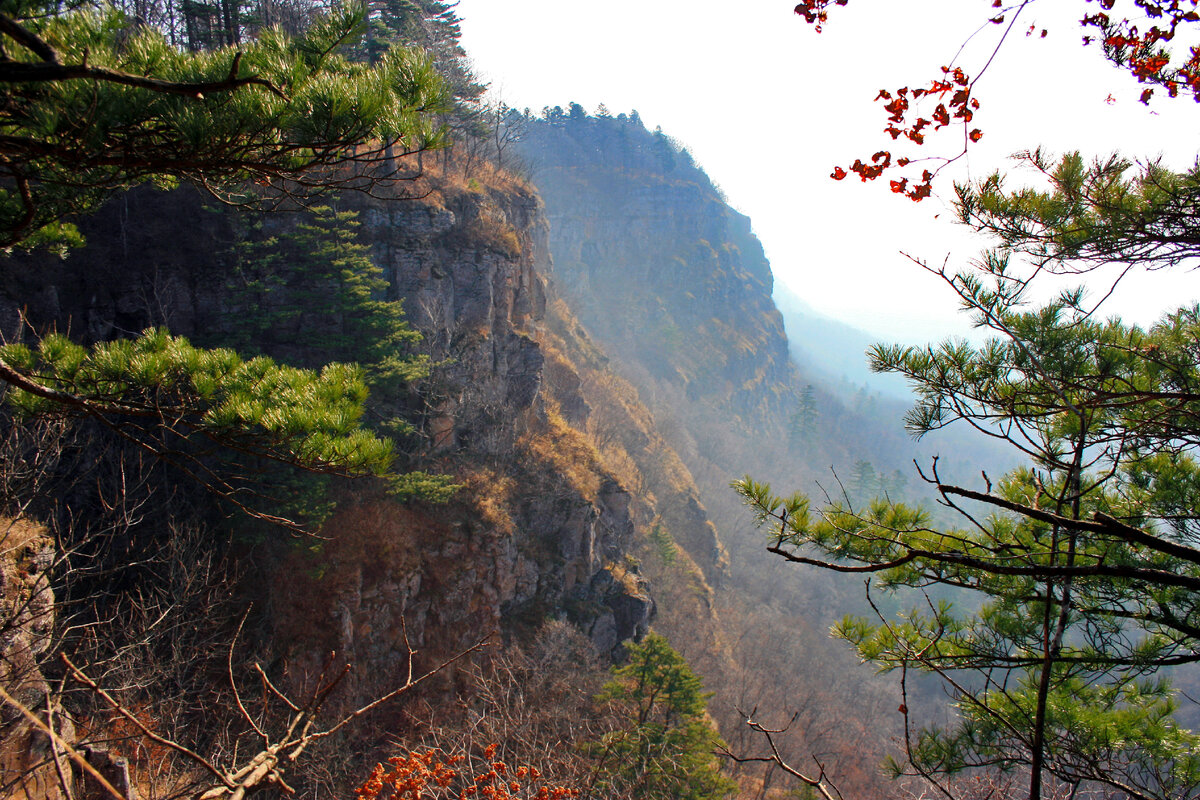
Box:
left=0, top=172, right=666, bottom=677
left=513, top=114, right=814, bottom=591
left=517, top=115, right=801, bottom=426
left=0, top=517, right=72, bottom=800
left=285, top=178, right=658, bottom=670
left=360, top=185, right=550, bottom=455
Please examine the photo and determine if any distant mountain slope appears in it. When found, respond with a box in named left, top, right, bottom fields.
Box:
left=516, top=109, right=924, bottom=796
left=516, top=109, right=1000, bottom=507
left=514, top=109, right=1026, bottom=797
left=773, top=282, right=914, bottom=400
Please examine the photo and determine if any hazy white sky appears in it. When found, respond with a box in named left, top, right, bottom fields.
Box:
left=456, top=0, right=1200, bottom=344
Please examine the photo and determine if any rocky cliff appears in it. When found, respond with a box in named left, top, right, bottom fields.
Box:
left=519, top=114, right=799, bottom=428
left=0, top=158, right=731, bottom=755
left=0, top=517, right=67, bottom=800
left=1, top=117, right=921, bottom=798
left=516, top=112, right=907, bottom=795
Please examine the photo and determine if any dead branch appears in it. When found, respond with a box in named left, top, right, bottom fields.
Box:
left=0, top=683, right=126, bottom=800
left=62, top=654, right=232, bottom=789
left=717, top=708, right=845, bottom=800
left=64, top=629, right=487, bottom=800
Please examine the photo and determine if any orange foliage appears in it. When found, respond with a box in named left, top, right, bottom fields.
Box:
left=355, top=745, right=579, bottom=800
left=796, top=0, right=1200, bottom=199
left=793, top=0, right=848, bottom=31
left=1081, top=0, right=1200, bottom=102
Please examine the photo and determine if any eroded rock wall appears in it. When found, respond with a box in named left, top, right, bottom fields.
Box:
left=0, top=517, right=73, bottom=800
left=0, top=172, right=664, bottom=682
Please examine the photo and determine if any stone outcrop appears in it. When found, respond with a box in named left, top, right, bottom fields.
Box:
left=320, top=178, right=656, bottom=664
left=0, top=517, right=72, bottom=800
left=0, top=172, right=671, bottom=681
left=517, top=116, right=801, bottom=428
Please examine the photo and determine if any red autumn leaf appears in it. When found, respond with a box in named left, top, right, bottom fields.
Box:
left=831, top=166, right=847, bottom=180
left=883, top=96, right=909, bottom=121
left=799, top=2, right=1200, bottom=205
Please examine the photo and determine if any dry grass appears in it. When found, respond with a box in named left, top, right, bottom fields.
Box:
left=397, top=149, right=534, bottom=206
left=520, top=398, right=604, bottom=502
left=388, top=152, right=530, bottom=259
left=0, top=516, right=47, bottom=557
left=466, top=202, right=523, bottom=258
left=461, top=466, right=517, bottom=536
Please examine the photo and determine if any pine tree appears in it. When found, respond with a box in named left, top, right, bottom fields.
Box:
left=593, top=633, right=736, bottom=800
left=737, top=175, right=1200, bottom=800
left=736, top=7, right=1200, bottom=797
left=229, top=206, right=428, bottom=386
left=0, top=329, right=395, bottom=527
left=847, top=458, right=877, bottom=501
left=788, top=384, right=818, bottom=445
left=0, top=0, right=445, bottom=251
left=0, top=0, right=455, bottom=518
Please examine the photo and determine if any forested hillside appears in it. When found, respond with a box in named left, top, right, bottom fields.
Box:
left=772, top=283, right=914, bottom=399
left=0, top=0, right=935, bottom=787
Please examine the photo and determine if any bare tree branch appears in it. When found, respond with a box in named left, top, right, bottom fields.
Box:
left=0, top=683, right=127, bottom=800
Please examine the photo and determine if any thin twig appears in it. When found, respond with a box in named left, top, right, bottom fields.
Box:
left=0, top=684, right=126, bottom=800
left=62, top=654, right=234, bottom=789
